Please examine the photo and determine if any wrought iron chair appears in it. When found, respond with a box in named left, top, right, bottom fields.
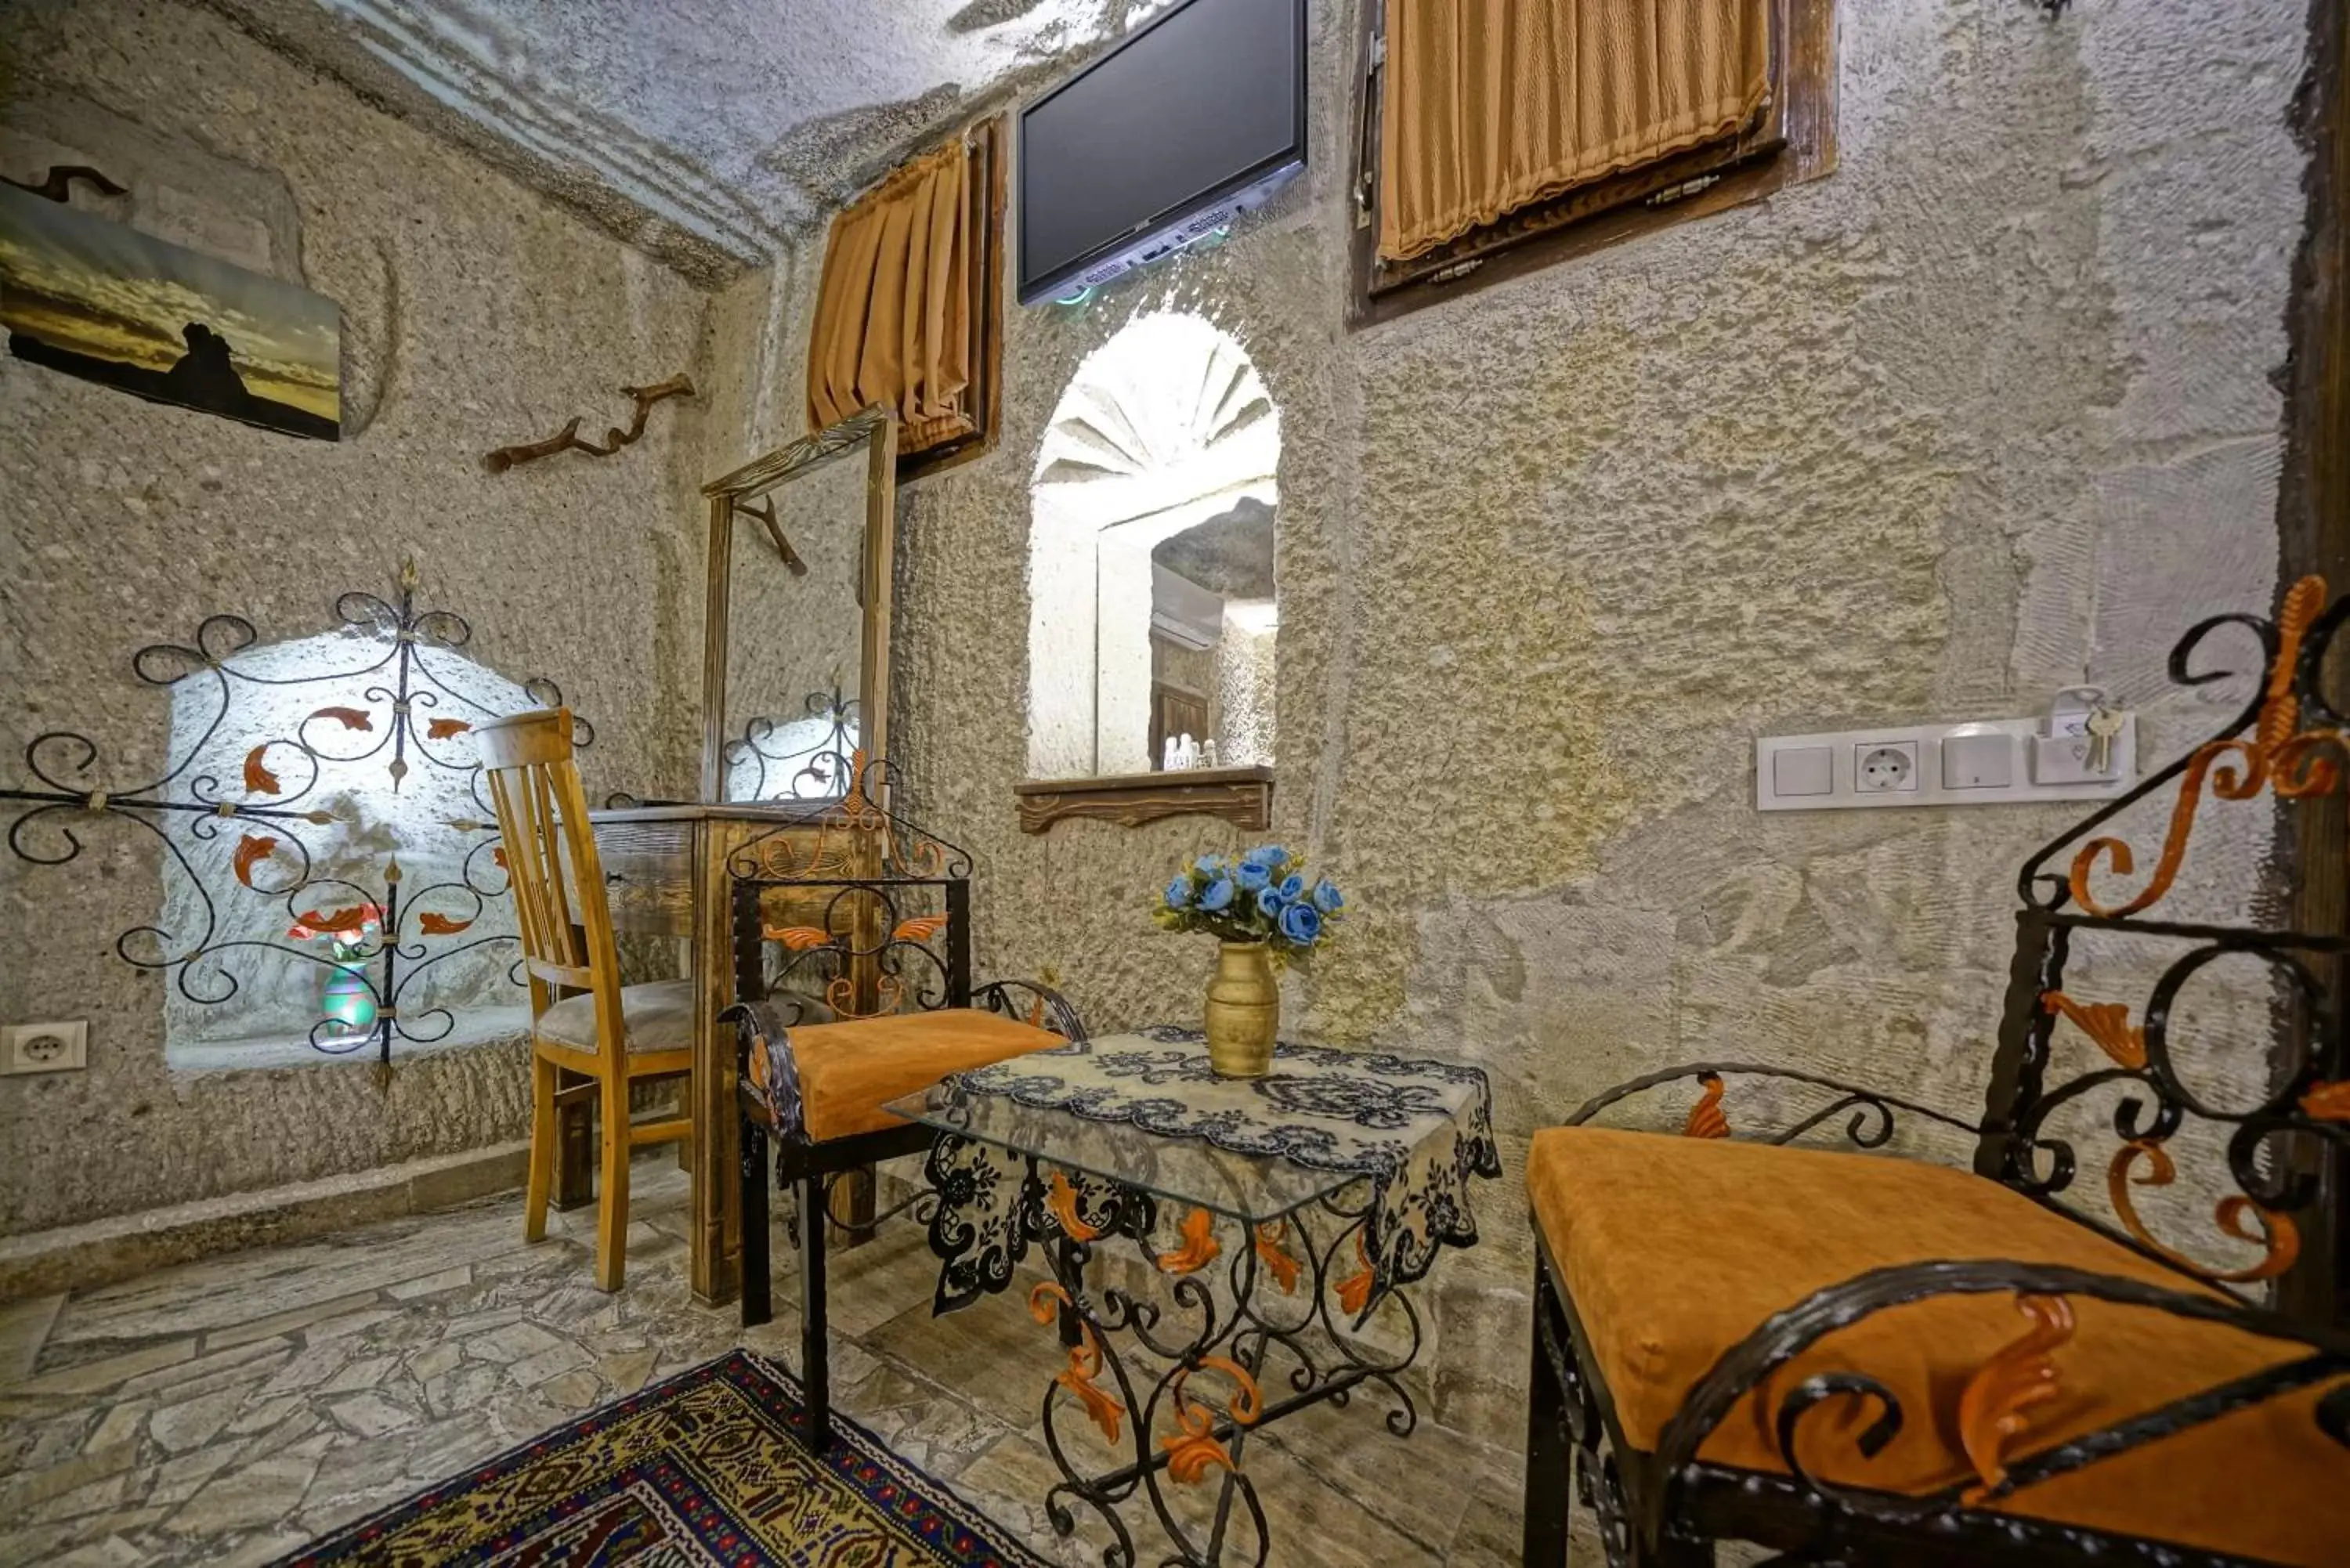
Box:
left=1522, top=579, right=2350, bottom=1567
left=721, top=758, right=1083, bottom=1451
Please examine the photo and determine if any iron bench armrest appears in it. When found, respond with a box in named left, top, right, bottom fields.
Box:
left=1638, top=1258, right=2350, bottom=1552
left=1566, top=1061, right=1986, bottom=1148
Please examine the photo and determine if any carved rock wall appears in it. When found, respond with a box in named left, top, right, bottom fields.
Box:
left=0, top=2, right=710, bottom=1235
left=695, top=0, right=2309, bottom=1442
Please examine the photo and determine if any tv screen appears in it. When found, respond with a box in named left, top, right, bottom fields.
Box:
left=1018, top=0, right=1305, bottom=304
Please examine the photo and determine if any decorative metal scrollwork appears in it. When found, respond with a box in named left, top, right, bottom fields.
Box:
left=720, top=688, right=859, bottom=804
left=1567, top=1063, right=1983, bottom=1151
left=0, top=562, right=590, bottom=1067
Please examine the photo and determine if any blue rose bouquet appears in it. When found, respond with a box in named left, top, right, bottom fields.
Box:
left=1155, top=844, right=1343, bottom=960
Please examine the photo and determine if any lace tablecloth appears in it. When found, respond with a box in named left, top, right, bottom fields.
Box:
left=916, top=1026, right=1499, bottom=1315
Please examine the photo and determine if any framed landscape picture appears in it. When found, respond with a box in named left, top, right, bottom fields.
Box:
left=0, top=182, right=339, bottom=440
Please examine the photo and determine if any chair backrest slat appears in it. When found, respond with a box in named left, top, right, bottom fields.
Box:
left=476, top=707, right=626, bottom=1063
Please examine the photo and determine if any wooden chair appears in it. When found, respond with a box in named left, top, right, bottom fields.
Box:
left=721, top=764, right=1079, bottom=1450
left=476, top=706, right=692, bottom=1292
left=1520, top=581, right=2350, bottom=1566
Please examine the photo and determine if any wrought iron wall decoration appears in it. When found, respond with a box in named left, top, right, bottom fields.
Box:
left=0, top=561, right=591, bottom=1068
left=721, top=689, right=858, bottom=804
left=0, top=165, right=128, bottom=203
left=483, top=374, right=695, bottom=472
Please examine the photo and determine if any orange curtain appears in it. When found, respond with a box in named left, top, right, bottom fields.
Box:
left=1378, top=0, right=1772, bottom=262
left=806, top=139, right=972, bottom=434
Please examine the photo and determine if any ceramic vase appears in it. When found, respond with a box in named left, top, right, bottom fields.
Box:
left=1205, top=940, right=1278, bottom=1077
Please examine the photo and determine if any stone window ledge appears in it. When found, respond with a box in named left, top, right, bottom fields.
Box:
left=1014, top=766, right=1272, bottom=835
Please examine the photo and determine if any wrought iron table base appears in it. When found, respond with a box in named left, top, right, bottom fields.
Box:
left=1022, top=1172, right=1426, bottom=1568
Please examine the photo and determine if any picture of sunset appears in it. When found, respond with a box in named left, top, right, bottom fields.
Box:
left=0, top=183, right=339, bottom=440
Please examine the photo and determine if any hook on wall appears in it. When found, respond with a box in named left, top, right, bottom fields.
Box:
left=483, top=374, right=695, bottom=472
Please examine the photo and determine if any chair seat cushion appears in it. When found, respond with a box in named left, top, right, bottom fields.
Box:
left=1528, top=1126, right=2347, bottom=1566
left=537, top=979, right=694, bottom=1056
left=748, top=1007, right=1066, bottom=1144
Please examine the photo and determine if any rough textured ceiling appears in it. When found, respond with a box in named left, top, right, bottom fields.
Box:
left=199, top=0, right=1166, bottom=284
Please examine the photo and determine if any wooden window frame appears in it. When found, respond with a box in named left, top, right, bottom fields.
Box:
left=897, top=114, right=1007, bottom=482
left=1348, top=0, right=1839, bottom=329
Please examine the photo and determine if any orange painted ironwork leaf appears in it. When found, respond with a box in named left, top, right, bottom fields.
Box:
left=1158, top=1208, right=1220, bottom=1275
left=293, top=905, right=373, bottom=936
left=2302, top=1081, right=2350, bottom=1121
left=1958, top=1294, right=2075, bottom=1505
left=418, top=912, right=473, bottom=936
left=892, top=914, right=947, bottom=944
left=2043, top=992, right=2146, bottom=1070
left=309, top=706, right=374, bottom=731
left=2106, top=1139, right=2298, bottom=1284
left=231, top=834, right=277, bottom=887
left=492, top=846, right=509, bottom=870
left=426, top=717, right=472, bottom=739
left=1046, top=1171, right=1101, bottom=1242
left=1254, top=1222, right=1302, bottom=1294
left=764, top=925, right=837, bottom=952
left=1160, top=1401, right=1235, bottom=1486
left=243, top=744, right=281, bottom=796
left=1334, top=1231, right=1375, bottom=1317
left=1684, top=1073, right=1730, bottom=1139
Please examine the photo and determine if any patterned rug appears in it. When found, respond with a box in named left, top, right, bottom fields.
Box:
left=281, top=1349, right=1048, bottom=1566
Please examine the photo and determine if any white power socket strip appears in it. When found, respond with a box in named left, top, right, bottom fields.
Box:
left=1757, top=714, right=2138, bottom=812
left=2, top=1021, right=88, bottom=1075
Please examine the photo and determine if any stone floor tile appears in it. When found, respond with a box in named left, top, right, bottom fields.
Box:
left=147, top=1386, right=248, bottom=1455
left=0, top=1170, right=1509, bottom=1568
left=163, top=1433, right=333, bottom=1536
left=0, top=1294, right=65, bottom=1386
left=198, top=1292, right=384, bottom=1353
left=324, top=1392, right=418, bottom=1439
left=12, top=1339, right=197, bottom=1397
left=382, top=1265, right=472, bottom=1301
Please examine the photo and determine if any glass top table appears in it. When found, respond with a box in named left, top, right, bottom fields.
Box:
left=880, top=1028, right=1501, bottom=1568
left=882, top=1072, right=1367, bottom=1226
left=881, top=1028, right=1491, bottom=1225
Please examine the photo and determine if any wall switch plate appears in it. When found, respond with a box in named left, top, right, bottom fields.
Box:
left=1771, top=746, right=1833, bottom=797
left=1758, top=712, right=2136, bottom=812
left=1942, top=729, right=2015, bottom=789
left=2, top=1021, right=88, bottom=1075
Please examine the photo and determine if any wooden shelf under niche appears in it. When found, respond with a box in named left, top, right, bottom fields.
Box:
left=1014, top=766, right=1273, bottom=835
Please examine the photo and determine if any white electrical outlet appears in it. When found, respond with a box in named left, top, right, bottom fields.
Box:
left=1758, top=709, right=2138, bottom=811
left=2, top=1021, right=88, bottom=1075
left=1854, top=741, right=1918, bottom=793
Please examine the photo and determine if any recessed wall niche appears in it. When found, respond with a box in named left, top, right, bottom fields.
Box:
left=1025, top=311, right=1280, bottom=784
left=157, top=628, right=534, bottom=1070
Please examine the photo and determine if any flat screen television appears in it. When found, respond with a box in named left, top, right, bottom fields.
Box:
left=1017, top=0, right=1306, bottom=305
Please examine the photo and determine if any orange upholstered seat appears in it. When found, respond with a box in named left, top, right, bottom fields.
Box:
left=1528, top=1126, right=2350, bottom=1567
left=750, top=1007, right=1065, bottom=1144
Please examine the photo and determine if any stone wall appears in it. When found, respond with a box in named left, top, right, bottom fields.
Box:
left=0, top=0, right=2314, bottom=1452
left=0, top=1, right=710, bottom=1235
left=700, top=0, right=2309, bottom=1443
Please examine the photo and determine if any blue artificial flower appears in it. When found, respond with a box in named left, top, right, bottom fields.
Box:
left=1194, top=854, right=1226, bottom=878
left=1235, top=858, right=1273, bottom=892
left=1312, top=878, right=1343, bottom=913
left=1242, top=844, right=1286, bottom=867
left=1199, top=878, right=1237, bottom=912
left=1166, top=876, right=1191, bottom=909
left=1279, top=873, right=1307, bottom=901
left=1278, top=901, right=1323, bottom=947
left=1256, top=884, right=1285, bottom=919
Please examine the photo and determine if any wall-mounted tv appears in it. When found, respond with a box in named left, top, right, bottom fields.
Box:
left=1017, top=0, right=1306, bottom=305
